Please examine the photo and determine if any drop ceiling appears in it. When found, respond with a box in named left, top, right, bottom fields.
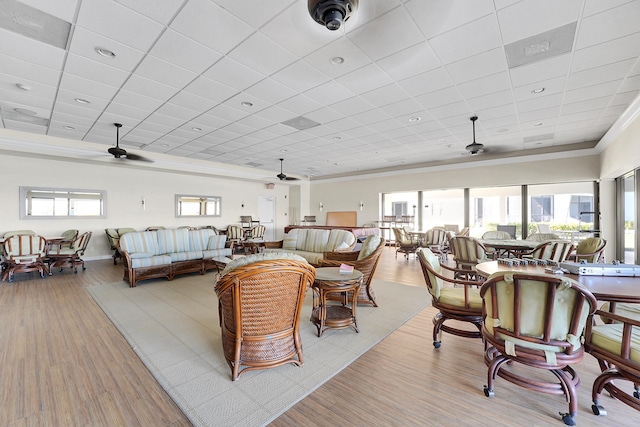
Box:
left=0, top=0, right=639, bottom=180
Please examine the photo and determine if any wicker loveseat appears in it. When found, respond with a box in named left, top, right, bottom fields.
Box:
left=119, top=227, right=231, bottom=287
left=264, top=228, right=357, bottom=265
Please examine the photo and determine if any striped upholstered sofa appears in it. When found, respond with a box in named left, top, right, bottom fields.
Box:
left=119, top=228, right=231, bottom=287
left=264, top=228, right=356, bottom=265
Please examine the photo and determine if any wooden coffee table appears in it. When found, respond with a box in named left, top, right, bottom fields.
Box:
left=310, top=267, right=363, bottom=337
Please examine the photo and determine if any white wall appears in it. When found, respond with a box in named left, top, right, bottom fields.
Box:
left=0, top=152, right=290, bottom=260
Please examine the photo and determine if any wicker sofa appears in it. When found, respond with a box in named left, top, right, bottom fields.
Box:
left=264, top=228, right=357, bottom=265
left=119, top=228, right=231, bottom=287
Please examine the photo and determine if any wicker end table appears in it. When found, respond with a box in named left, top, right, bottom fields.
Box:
left=310, top=267, right=363, bottom=337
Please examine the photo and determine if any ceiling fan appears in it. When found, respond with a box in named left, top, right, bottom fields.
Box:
left=465, top=115, right=485, bottom=155
left=108, top=123, right=152, bottom=162
left=277, top=158, right=299, bottom=181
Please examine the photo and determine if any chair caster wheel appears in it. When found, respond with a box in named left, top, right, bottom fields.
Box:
left=591, top=404, right=606, bottom=416
left=559, top=412, right=575, bottom=426
left=483, top=386, right=494, bottom=398
left=433, top=341, right=441, bottom=348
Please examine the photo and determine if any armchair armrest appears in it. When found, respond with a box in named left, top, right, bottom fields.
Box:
left=263, top=240, right=283, bottom=249
left=322, top=251, right=359, bottom=262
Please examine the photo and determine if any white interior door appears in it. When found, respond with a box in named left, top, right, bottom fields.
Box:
left=258, top=196, right=276, bottom=241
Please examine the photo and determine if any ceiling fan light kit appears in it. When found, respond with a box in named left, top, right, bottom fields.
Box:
left=308, top=0, right=358, bottom=31
left=465, top=115, right=485, bottom=155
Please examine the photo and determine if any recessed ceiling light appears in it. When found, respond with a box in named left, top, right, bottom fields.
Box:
left=445, top=144, right=452, bottom=148
left=95, top=47, right=116, bottom=58
left=531, top=87, right=545, bottom=94
left=63, top=125, right=75, bottom=130
left=534, top=122, right=543, bottom=126
left=330, top=56, right=344, bottom=65
left=14, top=108, right=36, bottom=116
left=15, top=83, right=31, bottom=91
left=439, top=138, right=448, bottom=143
left=161, top=143, right=169, bottom=147
left=281, top=149, right=288, bottom=152
left=74, top=98, right=90, bottom=104
left=333, top=136, right=341, bottom=140
left=192, top=127, right=202, bottom=131
left=408, top=116, right=421, bottom=122
left=241, top=101, right=253, bottom=107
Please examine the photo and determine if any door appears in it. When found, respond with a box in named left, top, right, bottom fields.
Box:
left=258, top=196, right=276, bottom=241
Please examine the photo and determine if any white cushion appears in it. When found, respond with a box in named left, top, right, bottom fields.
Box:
left=357, top=235, right=381, bottom=260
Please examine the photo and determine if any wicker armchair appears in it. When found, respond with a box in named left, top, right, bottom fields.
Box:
left=448, top=236, right=491, bottom=280
left=417, top=248, right=483, bottom=348
left=423, top=227, right=449, bottom=261
left=392, top=227, right=418, bottom=259
left=214, top=254, right=316, bottom=381
left=522, top=240, right=574, bottom=263
left=318, top=236, right=385, bottom=307
left=567, top=237, right=606, bottom=263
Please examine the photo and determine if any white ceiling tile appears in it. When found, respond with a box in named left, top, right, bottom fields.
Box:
left=277, top=94, right=324, bottom=116
left=336, top=63, right=394, bottom=95
left=446, top=47, right=508, bottom=84
left=0, top=28, right=65, bottom=70
left=304, top=81, right=356, bottom=106
left=77, top=0, right=164, bottom=51
left=168, top=90, right=219, bottom=113
left=135, top=55, right=198, bottom=89
left=407, top=0, right=495, bottom=39
left=347, top=7, right=424, bottom=61
left=304, top=38, right=373, bottom=79
left=19, top=0, right=78, bottom=22
left=512, top=76, right=567, bottom=101
left=0, top=72, right=57, bottom=100
left=121, top=74, right=178, bottom=101
left=509, top=54, right=571, bottom=87
left=467, top=90, right=513, bottom=111
left=415, top=86, right=464, bottom=109
left=566, top=59, right=635, bottom=91
left=397, top=67, right=453, bottom=97
left=497, top=0, right=582, bottom=44
left=170, top=0, right=254, bottom=53
left=563, top=80, right=621, bottom=104
left=572, top=32, right=640, bottom=73
left=202, top=56, right=265, bottom=91
left=244, top=78, right=298, bottom=105
left=517, top=93, right=563, bottom=113
left=102, top=102, right=151, bottom=122
left=360, top=83, right=409, bottom=108
left=59, top=73, right=119, bottom=102
left=0, top=53, right=60, bottom=87
left=183, top=77, right=238, bottom=104
left=149, top=29, right=223, bottom=74
left=213, top=0, right=294, bottom=29
left=64, top=54, right=130, bottom=88
left=113, top=0, right=184, bottom=25
left=67, top=27, right=146, bottom=73
left=378, top=99, right=424, bottom=119
left=376, top=41, right=441, bottom=81
left=457, top=72, right=511, bottom=100
left=111, top=89, right=165, bottom=112
left=429, top=14, right=502, bottom=65
left=575, top=0, right=640, bottom=49
left=272, top=60, right=330, bottom=93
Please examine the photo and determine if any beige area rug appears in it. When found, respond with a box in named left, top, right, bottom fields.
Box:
left=87, top=274, right=430, bottom=427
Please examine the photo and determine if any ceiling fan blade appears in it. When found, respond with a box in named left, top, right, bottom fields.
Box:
left=285, top=176, right=299, bottom=181
left=123, top=152, right=153, bottom=162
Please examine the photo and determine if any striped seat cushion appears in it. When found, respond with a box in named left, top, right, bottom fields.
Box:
left=119, top=231, right=159, bottom=256
left=157, top=228, right=190, bottom=254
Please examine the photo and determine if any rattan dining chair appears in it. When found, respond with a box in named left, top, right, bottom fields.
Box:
left=417, top=248, right=483, bottom=348
left=480, top=271, right=597, bottom=426
left=215, top=254, right=316, bottom=381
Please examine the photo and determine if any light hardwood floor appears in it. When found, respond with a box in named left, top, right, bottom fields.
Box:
left=1, top=248, right=636, bottom=426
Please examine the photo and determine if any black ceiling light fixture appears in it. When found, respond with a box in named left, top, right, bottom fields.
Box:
left=465, top=115, right=485, bottom=155
left=308, top=0, right=359, bottom=31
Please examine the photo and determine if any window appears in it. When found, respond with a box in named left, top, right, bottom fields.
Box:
left=531, top=196, right=553, bottom=222
left=569, top=195, right=593, bottom=221
left=20, top=187, right=105, bottom=218
left=175, top=195, right=221, bottom=217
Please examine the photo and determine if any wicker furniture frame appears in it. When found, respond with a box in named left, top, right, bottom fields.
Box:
left=584, top=307, right=640, bottom=417
left=2, top=234, right=49, bottom=282
left=215, top=258, right=315, bottom=381
left=480, top=272, right=597, bottom=426
left=417, top=248, right=483, bottom=348
left=48, top=231, right=92, bottom=273
left=310, top=267, right=363, bottom=337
